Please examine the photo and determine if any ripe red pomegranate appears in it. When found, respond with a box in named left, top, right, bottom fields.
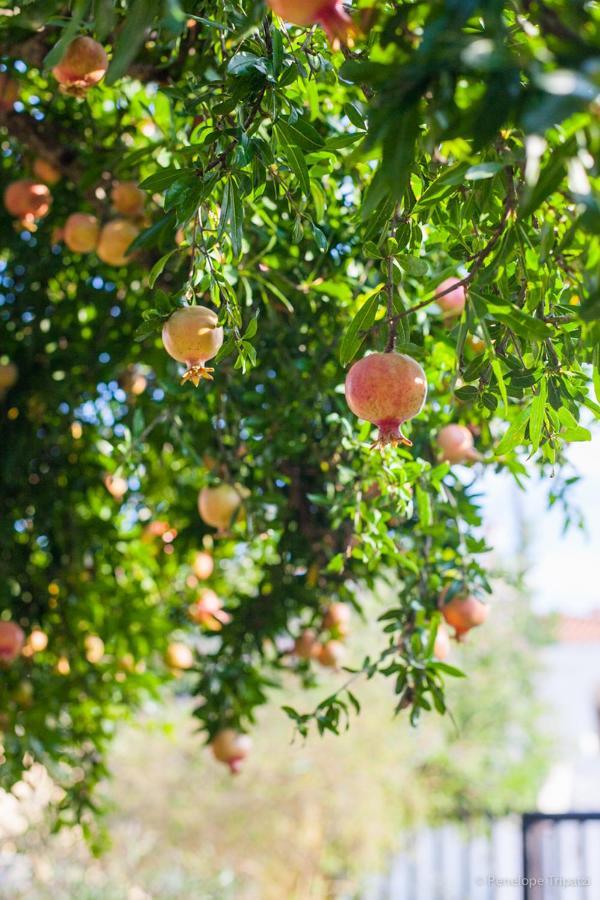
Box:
left=52, top=36, right=108, bottom=95
left=345, top=352, right=427, bottom=447
left=33, top=158, right=61, bottom=185
left=435, top=277, right=466, bottom=317
left=437, top=424, right=481, bottom=464
left=268, top=0, right=354, bottom=46
left=96, top=220, right=139, bottom=266
left=4, top=180, right=52, bottom=221
left=211, top=728, right=252, bottom=774
left=316, top=639, right=346, bottom=668
left=111, top=182, right=145, bottom=217
left=192, top=550, right=214, bottom=580
left=294, top=629, right=319, bottom=660
left=189, top=588, right=231, bottom=630
left=433, top=624, right=451, bottom=660
left=198, top=484, right=244, bottom=532
left=162, top=306, right=224, bottom=385
left=64, top=213, right=100, bottom=253
left=439, top=588, right=489, bottom=640
left=0, top=72, right=19, bottom=110
left=0, top=621, right=24, bottom=663
left=322, top=602, right=351, bottom=637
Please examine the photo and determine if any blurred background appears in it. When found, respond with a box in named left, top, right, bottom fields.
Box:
left=0, top=438, right=598, bottom=899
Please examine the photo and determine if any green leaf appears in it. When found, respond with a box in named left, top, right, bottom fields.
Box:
left=43, top=0, right=90, bottom=71
left=275, top=128, right=311, bottom=196
left=495, top=405, right=531, bottom=456
left=106, top=0, right=161, bottom=85
left=529, top=378, right=547, bottom=452
left=219, top=179, right=244, bottom=257
left=465, top=162, right=504, bottom=180
left=148, top=250, right=177, bottom=289
left=339, top=285, right=385, bottom=367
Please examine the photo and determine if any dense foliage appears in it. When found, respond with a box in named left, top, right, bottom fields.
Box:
left=0, top=0, right=598, bottom=827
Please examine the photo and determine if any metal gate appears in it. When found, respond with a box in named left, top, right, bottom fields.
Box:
left=522, top=813, right=600, bottom=900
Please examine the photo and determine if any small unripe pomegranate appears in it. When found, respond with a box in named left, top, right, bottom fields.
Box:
left=192, top=550, right=214, bottom=580
left=267, top=0, right=354, bottom=46
left=189, top=588, right=231, bottom=630
left=0, top=621, right=25, bottom=664
left=165, top=642, right=194, bottom=670
left=27, top=629, right=48, bottom=654
left=64, top=212, right=100, bottom=253
left=56, top=656, right=70, bottom=675
left=435, top=278, right=466, bottom=317
left=467, top=334, right=485, bottom=354
left=0, top=72, right=19, bottom=110
left=440, top=589, right=489, bottom=640
left=0, top=362, right=18, bottom=395
left=162, top=306, right=224, bottom=386
left=198, top=484, right=243, bottom=532
left=104, top=473, right=128, bottom=500
left=4, top=180, right=52, bottom=221
left=84, top=634, right=105, bottom=663
left=316, top=639, right=346, bottom=668
left=211, top=728, right=252, bottom=774
left=32, top=158, right=61, bottom=185
left=294, top=629, right=319, bottom=660
left=322, top=603, right=351, bottom=637
left=52, top=36, right=108, bottom=96
left=118, top=653, right=136, bottom=673
left=345, top=352, right=427, bottom=447
left=111, top=182, right=145, bottom=217
left=433, top=625, right=451, bottom=660
left=437, top=424, right=481, bottom=464
left=96, top=219, right=139, bottom=266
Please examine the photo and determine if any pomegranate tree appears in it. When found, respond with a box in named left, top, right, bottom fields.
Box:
left=198, top=483, right=244, bottom=531
left=188, top=588, right=231, bottom=630
left=0, top=621, right=25, bottom=664
left=162, top=306, right=224, bottom=385
left=345, top=351, right=427, bottom=447
left=268, top=0, right=354, bottom=46
left=435, top=277, right=466, bottom=317
left=440, top=589, right=489, bottom=640
left=111, top=182, right=145, bottom=217
left=96, top=220, right=139, bottom=266
left=52, top=36, right=108, bottom=95
left=4, top=180, right=52, bottom=221
left=211, top=728, right=252, bottom=774
left=437, top=424, right=481, bottom=464
left=64, top=213, right=100, bottom=254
